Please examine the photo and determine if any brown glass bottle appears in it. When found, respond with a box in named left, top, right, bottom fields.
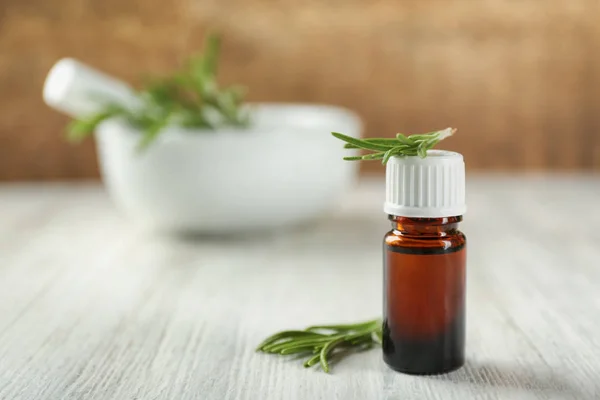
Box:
left=383, top=215, right=466, bottom=375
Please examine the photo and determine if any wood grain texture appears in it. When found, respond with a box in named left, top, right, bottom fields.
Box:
left=1, top=0, right=600, bottom=180
left=0, top=176, right=599, bottom=399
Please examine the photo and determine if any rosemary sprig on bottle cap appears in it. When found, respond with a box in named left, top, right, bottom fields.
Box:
left=256, top=319, right=382, bottom=373
left=332, top=127, right=456, bottom=164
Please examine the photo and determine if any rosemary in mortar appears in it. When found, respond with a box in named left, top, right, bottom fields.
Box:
left=256, top=127, right=456, bottom=373
left=67, top=33, right=249, bottom=149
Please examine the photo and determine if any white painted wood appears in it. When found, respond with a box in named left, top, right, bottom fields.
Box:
left=0, top=176, right=598, bottom=400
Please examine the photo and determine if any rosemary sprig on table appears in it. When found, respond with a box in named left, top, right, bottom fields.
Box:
left=256, top=319, right=382, bottom=373
left=332, top=127, right=456, bottom=164
left=67, top=33, right=249, bottom=149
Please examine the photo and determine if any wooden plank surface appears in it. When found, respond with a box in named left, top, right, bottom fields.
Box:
left=2, top=0, right=600, bottom=180
left=0, top=176, right=598, bottom=399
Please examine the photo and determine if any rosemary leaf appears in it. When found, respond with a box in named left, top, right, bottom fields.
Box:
left=343, top=138, right=410, bottom=149
left=342, top=156, right=365, bottom=161
left=331, top=132, right=392, bottom=152
left=394, top=133, right=413, bottom=145
left=280, top=345, right=320, bottom=355
left=417, top=142, right=428, bottom=158
left=383, top=147, right=401, bottom=164
left=319, top=337, right=347, bottom=373
left=306, top=319, right=380, bottom=332
left=255, top=330, right=324, bottom=351
left=303, top=354, right=321, bottom=368
left=66, top=104, right=127, bottom=142
left=361, top=152, right=386, bottom=160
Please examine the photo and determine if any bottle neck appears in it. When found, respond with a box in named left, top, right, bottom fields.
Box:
left=389, top=216, right=462, bottom=237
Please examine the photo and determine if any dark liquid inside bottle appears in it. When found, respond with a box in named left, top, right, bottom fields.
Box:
left=383, top=216, right=466, bottom=375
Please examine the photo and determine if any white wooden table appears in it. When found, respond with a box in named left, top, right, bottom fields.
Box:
left=0, top=176, right=598, bottom=400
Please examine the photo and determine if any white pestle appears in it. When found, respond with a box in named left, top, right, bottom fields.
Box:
left=43, top=58, right=141, bottom=118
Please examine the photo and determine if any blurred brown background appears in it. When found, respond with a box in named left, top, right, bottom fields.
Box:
left=1, top=0, right=600, bottom=180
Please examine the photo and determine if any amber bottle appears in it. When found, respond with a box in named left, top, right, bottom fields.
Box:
left=382, top=150, right=467, bottom=375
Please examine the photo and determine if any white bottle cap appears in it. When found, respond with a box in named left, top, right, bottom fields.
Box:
left=43, top=58, right=140, bottom=118
left=384, top=150, right=466, bottom=218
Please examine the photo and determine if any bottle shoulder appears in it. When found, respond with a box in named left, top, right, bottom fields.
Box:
left=384, top=229, right=466, bottom=250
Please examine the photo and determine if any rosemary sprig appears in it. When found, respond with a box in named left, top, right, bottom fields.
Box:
left=256, top=318, right=382, bottom=373
left=67, top=33, right=250, bottom=149
left=332, top=127, right=456, bottom=164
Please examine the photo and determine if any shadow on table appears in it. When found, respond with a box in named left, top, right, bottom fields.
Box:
left=164, top=214, right=385, bottom=246
left=428, top=360, right=587, bottom=399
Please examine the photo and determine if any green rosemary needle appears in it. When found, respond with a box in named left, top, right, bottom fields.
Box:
left=332, top=127, right=456, bottom=164
left=256, top=319, right=382, bottom=373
